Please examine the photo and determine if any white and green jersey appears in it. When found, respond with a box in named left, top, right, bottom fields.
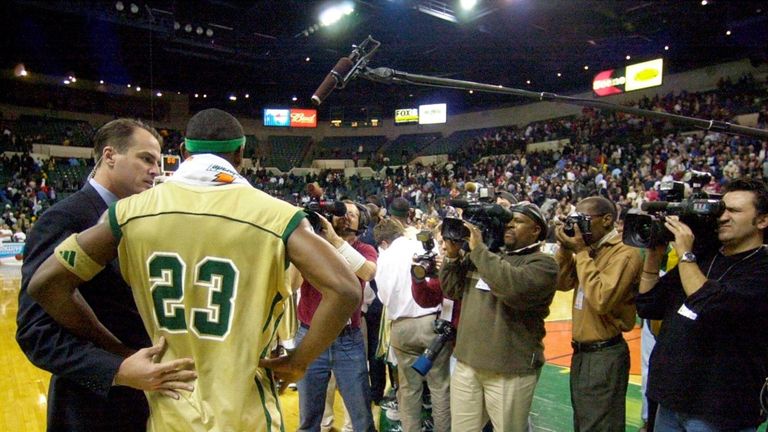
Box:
left=108, top=180, right=304, bottom=432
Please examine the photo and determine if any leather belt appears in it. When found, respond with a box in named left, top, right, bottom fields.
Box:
left=300, top=322, right=357, bottom=337
left=571, top=334, right=623, bottom=353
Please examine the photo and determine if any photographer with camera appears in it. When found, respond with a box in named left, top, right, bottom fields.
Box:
left=555, top=195, right=643, bottom=432
left=296, top=200, right=377, bottom=432
left=374, top=218, right=450, bottom=432
left=636, top=178, right=768, bottom=431
left=439, top=202, right=558, bottom=431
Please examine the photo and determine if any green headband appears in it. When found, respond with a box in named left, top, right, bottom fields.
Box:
left=184, top=137, right=245, bottom=153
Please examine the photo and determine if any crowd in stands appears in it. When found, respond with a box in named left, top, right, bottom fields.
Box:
left=0, top=73, right=765, bottom=244
left=245, top=73, right=767, bottom=233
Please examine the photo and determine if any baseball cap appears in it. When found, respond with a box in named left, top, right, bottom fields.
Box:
left=511, top=201, right=548, bottom=241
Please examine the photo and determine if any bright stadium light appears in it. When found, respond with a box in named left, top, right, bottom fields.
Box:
left=319, top=2, right=354, bottom=27
left=460, top=0, right=478, bottom=11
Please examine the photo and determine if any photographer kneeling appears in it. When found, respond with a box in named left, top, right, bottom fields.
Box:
left=439, top=202, right=558, bottom=431
left=637, top=178, right=768, bottom=431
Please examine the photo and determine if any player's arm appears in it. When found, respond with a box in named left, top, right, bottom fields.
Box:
left=27, top=217, right=197, bottom=398
left=261, top=218, right=360, bottom=381
left=27, top=219, right=128, bottom=356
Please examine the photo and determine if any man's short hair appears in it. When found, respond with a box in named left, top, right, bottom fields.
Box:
left=723, top=178, right=768, bottom=215
left=374, top=218, right=404, bottom=245
left=93, top=118, right=162, bottom=156
left=389, top=197, right=410, bottom=218
left=185, top=108, right=245, bottom=154
left=580, top=196, right=617, bottom=221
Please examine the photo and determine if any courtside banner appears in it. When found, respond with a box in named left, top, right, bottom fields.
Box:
left=290, top=109, right=317, bottom=128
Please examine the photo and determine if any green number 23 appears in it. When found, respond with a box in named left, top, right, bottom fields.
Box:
left=148, top=253, right=239, bottom=340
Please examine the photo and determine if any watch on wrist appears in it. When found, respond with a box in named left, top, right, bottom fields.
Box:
left=680, top=251, right=696, bottom=263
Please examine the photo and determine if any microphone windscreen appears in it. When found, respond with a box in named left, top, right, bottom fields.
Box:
left=307, top=182, right=323, bottom=198
left=311, top=57, right=354, bottom=106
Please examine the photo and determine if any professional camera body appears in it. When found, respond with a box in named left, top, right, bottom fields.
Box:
left=412, top=319, right=456, bottom=376
left=622, top=171, right=724, bottom=251
left=303, top=199, right=347, bottom=233
left=449, top=184, right=512, bottom=252
left=563, top=213, right=594, bottom=243
left=411, top=230, right=438, bottom=280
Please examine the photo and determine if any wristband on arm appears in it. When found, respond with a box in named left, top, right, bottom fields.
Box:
left=53, top=233, right=105, bottom=281
left=337, top=241, right=366, bottom=272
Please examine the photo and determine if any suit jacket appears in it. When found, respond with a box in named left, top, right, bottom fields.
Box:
left=16, top=183, right=151, bottom=431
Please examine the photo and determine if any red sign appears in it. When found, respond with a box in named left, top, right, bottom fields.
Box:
left=290, top=109, right=317, bottom=128
left=592, top=69, right=625, bottom=97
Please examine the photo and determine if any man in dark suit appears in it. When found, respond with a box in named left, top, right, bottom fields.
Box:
left=16, top=118, right=196, bottom=431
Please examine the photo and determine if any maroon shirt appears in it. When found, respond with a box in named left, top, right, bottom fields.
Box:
left=297, top=239, right=377, bottom=329
left=411, top=277, right=461, bottom=328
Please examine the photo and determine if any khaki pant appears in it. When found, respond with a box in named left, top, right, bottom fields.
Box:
left=390, top=314, right=451, bottom=432
left=450, top=360, right=539, bottom=432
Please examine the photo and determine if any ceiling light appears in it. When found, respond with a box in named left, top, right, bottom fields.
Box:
left=626, top=55, right=631, bottom=60
left=526, top=80, right=531, bottom=85
left=99, top=79, right=105, bottom=84
left=229, top=95, right=237, bottom=101
left=557, top=72, right=562, bottom=77
left=196, top=26, right=204, bottom=35
left=468, top=90, right=473, bottom=94
left=14, top=63, right=27, bottom=77
left=115, top=1, right=124, bottom=11
left=701, top=0, right=707, bottom=5
left=292, top=96, right=298, bottom=102
left=203, top=94, right=207, bottom=98
left=306, top=57, right=311, bottom=62
left=173, top=21, right=180, bottom=30
left=206, top=28, right=214, bottom=37
left=194, top=93, right=199, bottom=98
left=185, top=24, right=192, bottom=33
left=127, top=83, right=131, bottom=88
left=63, top=79, right=71, bottom=85
left=319, top=2, right=355, bottom=27
left=130, top=3, right=139, bottom=13
left=156, top=92, right=162, bottom=97
left=584, top=65, right=589, bottom=70
left=460, top=0, right=478, bottom=11
left=245, top=93, right=250, bottom=98
left=136, top=86, right=141, bottom=91
left=726, top=30, right=731, bottom=35
left=664, top=45, right=669, bottom=50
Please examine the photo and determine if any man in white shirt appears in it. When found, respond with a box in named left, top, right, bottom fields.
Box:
left=374, top=219, right=450, bottom=432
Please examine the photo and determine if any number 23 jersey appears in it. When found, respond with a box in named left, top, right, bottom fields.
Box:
left=108, top=180, right=304, bottom=432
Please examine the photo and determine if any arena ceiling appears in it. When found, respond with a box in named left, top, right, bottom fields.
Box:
left=2, top=0, right=767, bottom=119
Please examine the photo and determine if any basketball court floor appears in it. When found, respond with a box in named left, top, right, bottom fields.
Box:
left=0, top=264, right=657, bottom=431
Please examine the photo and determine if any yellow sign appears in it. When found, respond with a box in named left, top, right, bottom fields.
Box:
left=625, top=58, right=663, bottom=91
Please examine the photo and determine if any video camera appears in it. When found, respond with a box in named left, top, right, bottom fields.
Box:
left=303, top=199, right=347, bottom=234
left=449, top=184, right=512, bottom=252
left=411, top=230, right=437, bottom=280
left=622, top=171, right=724, bottom=251
left=412, top=319, right=456, bottom=376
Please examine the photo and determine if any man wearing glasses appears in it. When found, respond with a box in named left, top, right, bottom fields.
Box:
left=554, top=196, right=643, bottom=432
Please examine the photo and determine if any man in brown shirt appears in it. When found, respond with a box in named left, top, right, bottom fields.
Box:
left=555, top=196, right=642, bottom=432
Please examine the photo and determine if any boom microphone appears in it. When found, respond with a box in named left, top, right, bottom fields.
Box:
left=311, top=57, right=355, bottom=106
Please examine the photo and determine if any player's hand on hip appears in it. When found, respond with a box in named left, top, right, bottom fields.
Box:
left=259, top=352, right=307, bottom=385
left=114, top=336, right=197, bottom=399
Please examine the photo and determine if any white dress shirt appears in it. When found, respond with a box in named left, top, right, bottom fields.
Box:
left=376, top=236, right=440, bottom=320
